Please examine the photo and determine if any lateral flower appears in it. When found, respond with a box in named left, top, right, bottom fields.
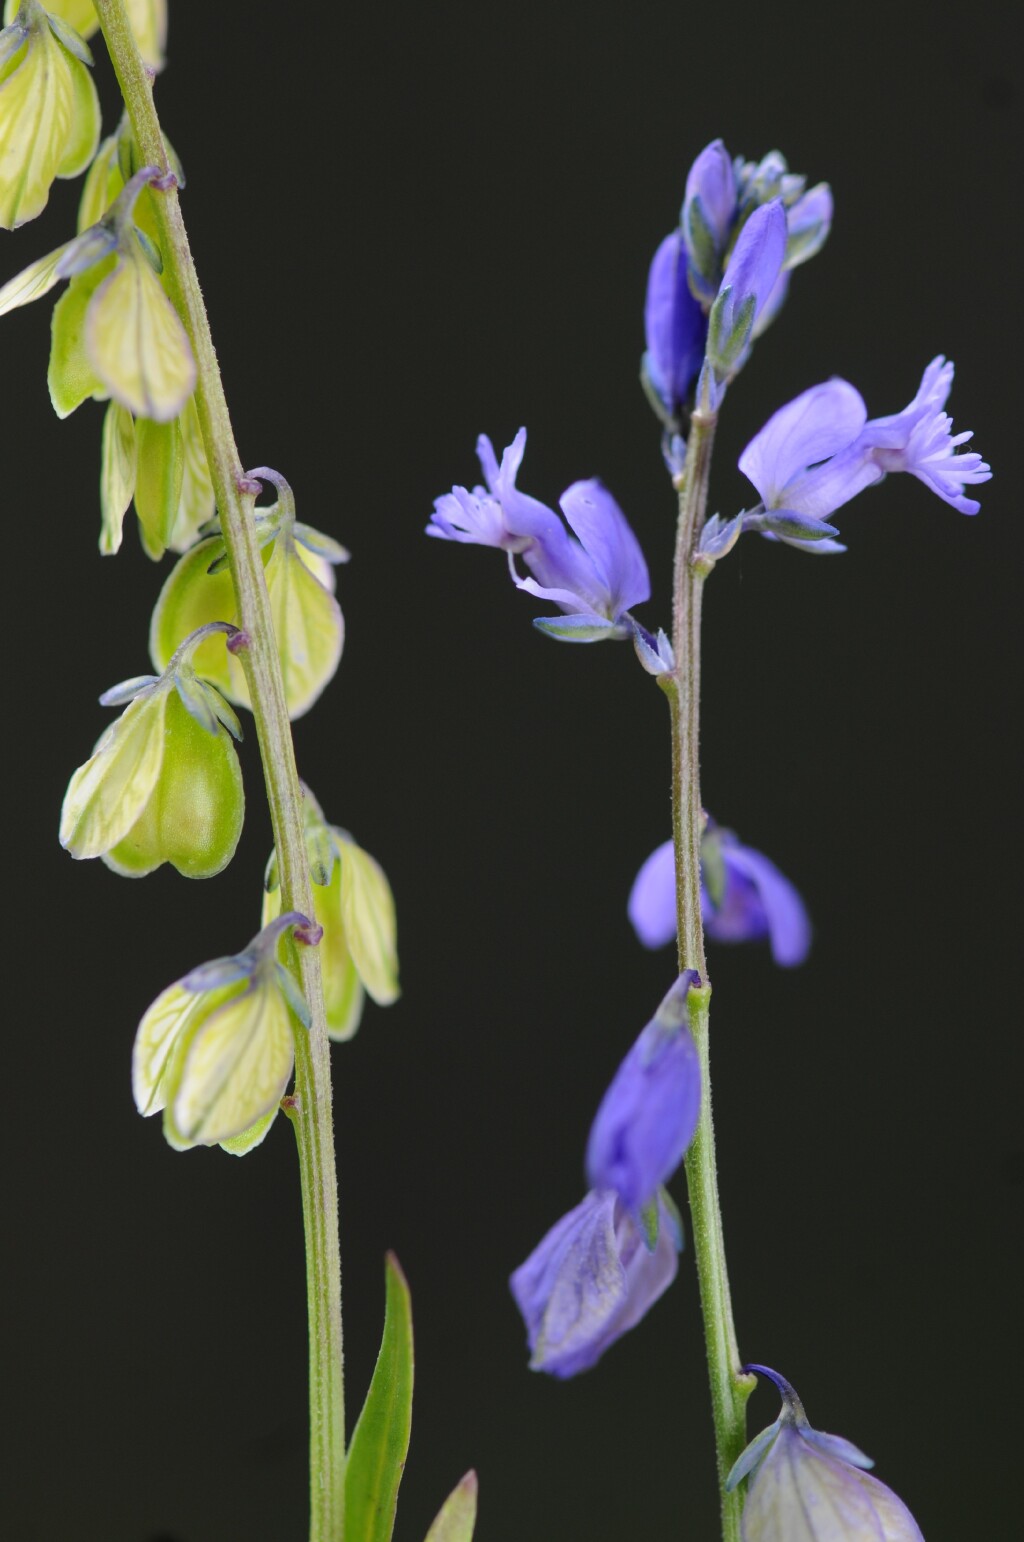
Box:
left=585, top=973, right=702, bottom=1213
left=739, top=360, right=991, bottom=553
left=628, top=822, right=811, bottom=967
left=59, top=622, right=244, bottom=879
left=510, top=1188, right=682, bottom=1378
left=132, top=913, right=314, bottom=1154
left=641, top=229, right=707, bottom=427
left=428, top=429, right=650, bottom=641
left=727, top=1366, right=924, bottom=1541
left=0, top=165, right=196, bottom=421
left=706, top=200, right=788, bottom=378
left=9, top=0, right=169, bottom=69
left=150, top=468, right=349, bottom=719
left=0, top=0, right=100, bottom=228
left=263, top=785, right=399, bottom=1041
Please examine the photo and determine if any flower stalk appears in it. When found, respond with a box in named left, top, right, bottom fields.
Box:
left=666, top=400, right=753, bottom=1542
left=93, top=4, right=345, bottom=1535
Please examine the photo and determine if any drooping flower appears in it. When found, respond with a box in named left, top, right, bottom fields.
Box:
left=628, top=822, right=811, bottom=967
left=149, top=468, right=348, bottom=719
left=428, top=430, right=650, bottom=641
left=739, top=362, right=991, bottom=553
left=132, top=913, right=315, bottom=1154
left=263, top=785, right=399, bottom=1041
left=585, top=973, right=702, bottom=1213
left=510, top=1187, right=682, bottom=1378
left=727, top=1365, right=924, bottom=1541
left=0, top=0, right=100, bottom=228
left=0, top=165, right=196, bottom=421
left=59, top=622, right=244, bottom=879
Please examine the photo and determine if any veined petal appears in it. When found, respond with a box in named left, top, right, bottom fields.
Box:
left=167, top=981, right=295, bottom=1147
left=264, top=869, right=366, bottom=1042
left=558, top=479, right=650, bottom=617
left=0, top=10, right=74, bottom=228
left=739, top=380, right=867, bottom=507
left=86, top=240, right=196, bottom=421
left=132, top=979, right=212, bottom=1116
left=0, top=240, right=72, bottom=316
left=337, top=831, right=400, bottom=1007
left=719, top=844, right=811, bottom=967
left=99, top=402, right=137, bottom=554
left=627, top=840, right=676, bottom=949
left=59, top=688, right=167, bottom=859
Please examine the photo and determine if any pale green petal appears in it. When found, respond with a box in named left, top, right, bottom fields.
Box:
left=264, top=862, right=366, bottom=1041
left=149, top=536, right=244, bottom=698
left=0, top=14, right=74, bottom=227
left=265, top=538, right=345, bottom=719
left=132, top=980, right=206, bottom=1116
left=168, top=981, right=296, bottom=1146
left=166, top=396, right=215, bottom=552
left=0, top=241, right=70, bottom=316
left=134, top=413, right=184, bottom=559
left=219, top=1105, right=279, bottom=1157
left=99, top=402, right=137, bottom=555
left=337, top=833, right=400, bottom=1006
left=47, top=254, right=112, bottom=417
left=102, top=688, right=244, bottom=879
left=85, top=241, right=196, bottom=421
left=124, top=0, right=166, bottom=69
left=59, top=687, right=167, bottom=860
left=77, top=126, right=119, bottom=227
left=54, top=40, right=98, bottom=175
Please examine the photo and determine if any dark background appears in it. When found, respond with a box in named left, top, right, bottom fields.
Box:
left=3, top=1, right=1020, bottom=1538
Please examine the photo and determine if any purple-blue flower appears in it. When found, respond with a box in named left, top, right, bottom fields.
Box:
left=727, top=1366, right=924, bottom=1541
left=643, top=230, right=707, bottom=423
left=628, top=825, right=811, bottom=967
left=739, top=359, right=991, bottom=552
left=682, top=138, right=738, bottom=303
left=428, top=430, right=650, bottom=641
left=586, top=973, right=702, bottom=1212
left=707, top=201, right=788, bottom=377
left=509, top=1188, right=681, bottom=1378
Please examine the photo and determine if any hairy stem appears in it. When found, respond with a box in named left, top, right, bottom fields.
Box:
left=667, top=403, right=752, bottom=1541
left=94, top=6, right=345, bottom=1535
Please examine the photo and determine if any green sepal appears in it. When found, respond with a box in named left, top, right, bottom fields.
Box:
left=338, top=833, right=400, bottom=1007
left=701, top=828, right=728, bottom=909
left=638, top=1196, right=660, bottom=1253
left=44, top=8, right=94, bottom=66
left=47, top=255, right=113, bottom=418
left=99, top=402, right=137, bottom=555
left=423, top=1473, right=478, bottom=1542
left=345, top=1253, right=414, bottom=1542
left=134, top=225, right=163, bottom=274
left=135, top=414, right=185, bottom=560
left=218, top=1105, right=279, bottom=1157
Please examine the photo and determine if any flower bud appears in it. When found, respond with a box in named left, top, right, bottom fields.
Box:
left=60, top=623, right=244, bottom=879
left=706, top=201, right=787, bottom=378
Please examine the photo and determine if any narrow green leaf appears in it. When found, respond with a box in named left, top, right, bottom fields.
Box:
left=423, top=1471, right=478, bottom=1542
left=345, top=1252, right=414, bottom=1542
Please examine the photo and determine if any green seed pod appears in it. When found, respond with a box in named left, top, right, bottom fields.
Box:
left=59, top=624, right=244, bottom=879
left=0, top=1, right=100, bottom=229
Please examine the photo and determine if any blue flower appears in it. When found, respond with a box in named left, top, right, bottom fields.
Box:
left=585, top=973, right=702, bottom=1212
left=428, top=430, right=650, bottom=641
left=706, top=200, right=788, bottom=378
left=510, top=1188, right=681, bottom=1377
left=858, top=355, right=992, bottom=515
left=642, top=229, right=707, bottom=425
left=728, top=1365, right=924, bottom=1541
left=628, top=823, right=811, bottom=967
left=682, top=138, right=739, bottom=304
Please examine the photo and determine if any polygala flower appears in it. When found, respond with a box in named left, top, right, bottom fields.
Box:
left=428, top=429, right=650, bottom=641
left=586, top=972, right=702, bottom=1212
left=628, top=822, right=811, bottom=967
left=510, top=1188, right=682, bottom=1377
left=642, top=229, right=706, bottom=425
left=706, top=200, right=788, bottom=378
left=727, top=1365, right=924, bottom=1541
left=59, top=622, right=244, bottom=879
left=739, top=359, right=991, bottom=553
left=133, top=914, right=315, bottom=1154
left=263, top=785, right=400, bottom=1041
left=12, top=0, right=169, bottom=70
left=150, top=468, right=349, bottom=719
left=0, top=0, right=100, bottom=228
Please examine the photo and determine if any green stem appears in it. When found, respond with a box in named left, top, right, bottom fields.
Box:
left=93, top=7, right=345, bottom=1536
left=666, top=402, right=752, bottom=1541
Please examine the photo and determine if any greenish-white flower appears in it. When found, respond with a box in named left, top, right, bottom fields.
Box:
left=3, top=0, right=166, bottom=69
left=0, top=0, right=100, bottom=228
left=133, top=914, right=313, bottom=1153
left=263, top=786, right=399, bottom=1041
left=60, top=622, right=244, bottom=879
left=150, top=468, right=349, bottom=720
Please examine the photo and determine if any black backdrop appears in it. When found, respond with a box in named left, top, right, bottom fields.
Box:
left=3, top=2, right=1021, bottom=1539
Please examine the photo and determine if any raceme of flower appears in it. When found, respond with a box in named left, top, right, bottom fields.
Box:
left=132, top=913, right=316, bottom=1154
left=150, top=468, right=349, bottom=719
left=5, top=0, right=169, bottom=70
left=59, top=622, right=245, bottom=879
left=727, top=1365, right=924, bottom=1541
left=263, top=786, right=400, bottom=1041
left=0, top=0, right=99, bottom=229
left=427, top=428, right=650, bottom=641
left=0, top=164, right=196, bottom=421
left=510, top=1187, right=682, bottom=1378
left=738, top=359, right=992, bottom=554
left=629, top=821, right=811, bottom=967
left=585, top=972, right=702, bottom=1214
